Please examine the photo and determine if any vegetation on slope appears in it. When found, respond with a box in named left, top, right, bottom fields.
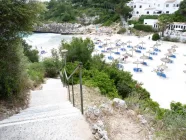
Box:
left=56, top=37, right=186, bottom=139
left=41, top=0, right=132, bottom=26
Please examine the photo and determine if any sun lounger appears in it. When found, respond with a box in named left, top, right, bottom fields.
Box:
left=120, top=48, right=126, bottom=51
left=150, top=52, right=158, bottom=55
left=127, top=45, right=133, bottom=48
left=117, top=64, right=124, bottom=69
left=169, top=55, right=176, bottom=58
left=141, top=62, right=148, bottom=66
left=114, top=52, right=120, bottom=55
left=108, top=56, right=114, bottom=60
left=138, top=46, right=146, bottom=50
left=157, top=72, right=166, bottom=78
left=154, top=48, right=161, bottom=52
left=116, top=43, right=121, bottom=46
left=98, top=46, right=102, bottom=48
left=133, top=68, right=142, bottom=72
left=168, top=60, right=173, bottom=63
left=135, top=50, right=141, bottom=53
left=101, top=50, right=107, bottom=53
left=107, top=47, right=112, bottom=50
left=148, top=56, right=153, bottom=60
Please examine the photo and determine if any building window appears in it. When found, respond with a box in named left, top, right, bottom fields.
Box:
left=139, top=5, right=142, bottom=8
left=166, top=11, right=169, bottom=14
left=136, top=11, right=139, bottom=14
left=177, top=4, right=179, bottom=7
left=166, top=4, right=169, bottom=7
left=147, top=11, right=149, bottom=14
left=134, top=5, right=136, bottom=8
left=145, top=23, right=147, bottom=24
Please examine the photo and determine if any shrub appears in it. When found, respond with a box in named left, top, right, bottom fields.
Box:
left=22, top=40, right=39, bottom=63
left=117, top=28, right=126, bottom=34
left=0, top=39, right=30, bottom=103
left=43, top=58, right=59, bottom=78
left=152, top=33, right=160, bottom=41
left=138, top=15, right=159, bottom=24
left=61, top=37, right=94, bottom=66
left=83, top=69, right=119, bottom=98
left=28, top=62, right=45, bottom=87
left=134, top=24, right=154, bottom=32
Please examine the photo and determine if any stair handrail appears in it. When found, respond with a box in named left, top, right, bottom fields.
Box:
left=59, top=62, right=84, bottom=114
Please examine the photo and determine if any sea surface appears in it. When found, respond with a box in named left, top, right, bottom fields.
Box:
left=24, top=33, right=74, bottom=57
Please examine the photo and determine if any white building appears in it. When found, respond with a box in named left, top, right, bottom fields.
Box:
left=144, top=19, right=186, bottom=31
left=128, top=0, right=183, bottom=18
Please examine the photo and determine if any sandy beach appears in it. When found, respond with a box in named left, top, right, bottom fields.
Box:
left=25, top=33, right=186, bottom=109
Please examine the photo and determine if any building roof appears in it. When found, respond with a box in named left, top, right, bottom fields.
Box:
left=165, top=0, right=177, bottom=3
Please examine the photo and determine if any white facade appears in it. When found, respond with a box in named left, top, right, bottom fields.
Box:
left=144, top=19, right=159, bottom=29
left=128, top=0, right=183, bottom=18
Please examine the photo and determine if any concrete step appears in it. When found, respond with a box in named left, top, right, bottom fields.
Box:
left=0, top=105, right=79, bottom=126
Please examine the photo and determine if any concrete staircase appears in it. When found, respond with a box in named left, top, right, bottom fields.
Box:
left=0, top=79, right=92, bottom=140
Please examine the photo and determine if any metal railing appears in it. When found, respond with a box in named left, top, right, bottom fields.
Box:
left=59, top=62, right=84, bottom=114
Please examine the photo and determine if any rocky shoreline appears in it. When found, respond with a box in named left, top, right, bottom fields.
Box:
left=34, top=22, right=84, bottom=34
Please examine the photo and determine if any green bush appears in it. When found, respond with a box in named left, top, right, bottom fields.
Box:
left=43, top=58, right=59, bottom=78
left=138, top=15, right=159, bottom=24
left=61, top=37, right=94, bottom=66
left=134, top=24, right=154, bottom=32
left=117, top=28, right=126, bottom=34
left=83, top=69, right=119, bottom=98
left=152, top=33, right=160, bottom=41
left=128, top=20, right=139, bottom=25
left=28, top=63, right=45, bottom=87
left=22, top=40, right=39, bottom=63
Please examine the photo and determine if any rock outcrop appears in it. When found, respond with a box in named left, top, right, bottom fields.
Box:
left=34, top=23, right=83, bottom=34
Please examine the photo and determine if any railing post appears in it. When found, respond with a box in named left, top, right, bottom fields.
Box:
left=67, top=82, right=71, bottom=102
left=72, top=76, right=75, bottom=107
left=79, top=62, right=84, bottom=114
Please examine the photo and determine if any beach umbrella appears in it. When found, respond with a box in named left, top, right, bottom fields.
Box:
left=146, top=50, right=153, bottom=56
left=104, top=38, right=110, bottom=44
left=154, top=41, right=161, bottom=46
left=164, top=53, right=173, bottom=58
left=133, top=59, right=142, bottom=68
left=123, top=52, right=131, bottom=57
left=140, top=54, right=148, bottom=62
left=139, top=41, right=145, bottom=47
left=102, top=44, right=107, bottom=51
left=171, top=45, right=178, bottom=48
left=120, top=42, right=127, bottom=48
left=161, top=58, right=171, bottom=64
left=168, top=48, right=176, bottom=53
left=108, top=50, right=113, bottom=57
left=114, top=45, right=121, bottom=52
left=158, top=63, right=168, bottom=70
left=94, top=49, right=99, bottom=55
left=129, top=48, right=136, bottom=56
left=115, top=39, right=121, bottom=43
left=127, top=40, right=132, bottom=46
